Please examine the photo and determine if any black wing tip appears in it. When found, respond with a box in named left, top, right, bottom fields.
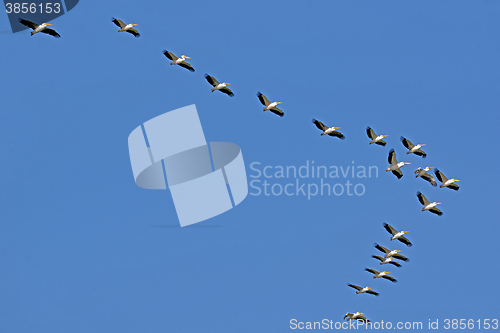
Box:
left=407, top=243, right=413, bottom=247
left=111, top=17, right=117, bottom=21
left=389, top=148, right=395, bottom=154
left=383, top=222, right=388, bottom=227
left=204, top=73, right=210, bottom=78
left=189, top=68, right=195, bottom=72
left=366, top=126, right=372, bottom=130
left=18, top=17, right=24, bottom=22
left=257, top=91, right=262, bottom=96
left=417, top=191, right=422, bottom=196
left=312, top=118, right=318, bottom=123
left=400, top=136, right=405, bottom=141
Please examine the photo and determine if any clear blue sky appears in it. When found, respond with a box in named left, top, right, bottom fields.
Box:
left=1, top=1, right=499, bottom=332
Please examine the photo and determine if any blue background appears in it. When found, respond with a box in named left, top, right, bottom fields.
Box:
left=1, top=1, right=499, bottom=332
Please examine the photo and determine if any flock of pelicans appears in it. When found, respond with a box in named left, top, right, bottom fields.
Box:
left=344, top=129, right=460, bottom=324
left=18, top=15, right=461, bottom=326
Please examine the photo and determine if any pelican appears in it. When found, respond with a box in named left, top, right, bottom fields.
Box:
left=386, top=149, right=411, bottom=179
left=401, top=136, right=427, bottom=158
left=162, top=50, right=194, bottom=72
left=111, top=18, right=140, bottom=37
left=383, top=223, right=412, bottom=247
left=344, top=312, right=370, bottom=323
left=18, top=18, right=60, bottom=38
left=257, top=92, right=284, bottom=117
left=417, top=191, right=443, bottom=216
left=312, top=119, right=345, bottom=139
left=205, top=74, right=234, bottom=96
left=347, top=284, right=379, bottom=296
left=435, top=169, right=460, bottom=191
left=374, top=244, right=409, bottom=261
left=366, top=127, right=388, bottom=146
left=365, top=268, right=397, bottom=282
left=415, top=167, right=437, bottom=186
left=372, top=255, right=402, bottom=267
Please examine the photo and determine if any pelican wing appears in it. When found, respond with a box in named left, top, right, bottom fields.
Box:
left=393, top=253, right=408, bottom=261
left=18, top=18, right=38, bottom=30
left=414, top=167, right=422, bottom=176
left=356, top=316, right=370, bottom=324
left=111, top=18, right=127, bottom=29
left=375, top=140, right=386, bottom=146
left=397, top=236, right=412, bottom=247
left=312, top=119, right=329, bottom=131
left=388, top=260, right=402, bottom=267
left=179, top=61, right=195, bottom=72
left=220, top=87, right=234, bottom=97
left=365, top=268, right=379, bottom=275
left=366, top=127, right=377, bottom=140
left=126, top=28, right=140, bottom=37
left=329, top=130, right=345, bottom=140
left=375, top=244, right=390, bottom=254
left=162, top=50, right=178, bottom=61
left=392, top=169, right=403, bottom=179
left=401, top=136, right=415, bottom=150
left=343, top=313, right=352, bottom=320
left=348, top=284, right=362, bottom=291
left=366, top=290, right=379, bottom=296
left=269, top=107, right=284, bottom=117
left=204, top=74, right=219, bottom=87
left=430, top=207, right=443, bottom=216
left=413, top=149, right=427, bottom=158
left=421, top=173, right=437, bottom=186
left=41, top=28, right=60, bottom=38
left=257, top=92, right=271, bottom=106
left=449, top=183, right=460, bottom=191
left=388, top=149, right=398, bottom=165
left=382, top=274, right=397, bottom=283
left=383, top=223, right=398, bottom=236
left=434, top=169, right=448, bottom=183
left=372, top=255, right=384, bottom=262
left=417, top=191, right=430, bottom=206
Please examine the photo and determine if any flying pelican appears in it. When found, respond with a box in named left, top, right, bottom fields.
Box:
left=18, top=18, right=60, bottom=38
left=435, top=169, right=460, bottom=191
left=374, top=244, right=409, bottom=261
left=417, top=191, right=443, bottom=215
left=401, top=136, right=427, bottom=158
left=383, top=223, right=412, bottom=247
left=372, top=255, right=402, bottom=267
left=386, top=149, right=411, bottom=179
left=415, top=167, right=437, bottom=186
left=365, top=268, right=397, bottom=282
left=162, top=50, right=195, bottom=72
left=344, top=312, right=370, bottom=323
left=312, top=119, right=345, bottom=139
left=347, top=284, right=379, bottom=296
left=111, top=18, right=140, bottom=37
left=366, top=127, right=388, bottom=146
left=205, top=74, right=234, bottom=96
left=257, top=92, right=284, bottom=117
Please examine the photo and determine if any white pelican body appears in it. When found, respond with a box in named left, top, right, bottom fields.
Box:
left=435, top=169, right=460, bottom=190
left=18, top=18, right=60, bottom=37
left=257, top=92, right=284, bottom=116
left=348, top=284, right=379, bottom=296
left=415, top=166, right=434, bottom=177
left=386, top=149, right=410, bottom=179
left=366, top=127, right=388, bottom=146
left=344, top=312, right=370, bottom=323
left=383, top=223, right=412, bottom=246
left=205, top=74, right=234, bottom=96
left=365, top=268, right=397, bottom=282
left=417, top=191, right=443, bottom=215
left=312, top=119, right=345, bottom=139
left=111, top=18, right=140, bottom=37
left=401, top=136, right=427, bottom=157
left=162, top=51, right=195, bottom=72
left=372, top=255, right=401, bottom=267
left=374, top=244, right=409, bottom=261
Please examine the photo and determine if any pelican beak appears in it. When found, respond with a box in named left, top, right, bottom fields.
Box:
left=455, top=179, right=460, bottom=182
left=226, top=83, right=231, bottom=85
left=367, top=287, right=371, bottom=290
left=359, top=313, right=364, bottom=315
left=429, top=167, right=435, bottom=169
left=382, top=135, right=389, bottom=137
left=131, top=24, right=138, bottom=26
left=45, top=23, right=53, bottom=26
left=404, top=162, right=411, bottom=165
left=385, top=272, right=390, bottom=274
left=395, top=250, right=401, bottom=252
left=421, top=144, right=426, bottom=146
left=334, top=127, right=341, bottom=129
left=277, top=102, right=282, bottom=104
left=185, top=56, right=191, bottom=59
left=436, top=202, right=442, bottom=205
left=404, top=231, right=409, bottom=233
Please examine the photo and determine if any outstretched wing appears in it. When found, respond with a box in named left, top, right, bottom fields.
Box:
left=397, top=236, right=412, bottom=247
left=434, top=169, right=448, bottom=183
left=417, top=191, right=429, bottom=206
left=312, top=119, right=329, bottom=131
left=383, top=223, right=398, bottom=236
left=348, top=284, right=362, bottom=291
left=388, top=149, right=398, bottom=165
left=401, top=136, right=415, bottom=150
left=421, top=173, right=437, bottom=186
left=388, top=260, right=402, bottom=267
left=41, top=28, right=60, bottom=38
left=204, top=74, right=219, bottom=87
left=179, top=61, right=195, bottom=72
left=328, top=131, right=345, bottom=140
left=372, top=255, right=384, bottom=262
left=269, top=107, right=284, bottom=117
left=382, top=275, right=397, bottom=283
left=18, top=18, right=38, bottom=30
left=257, top=92, right=271, bottom=106
left=392, top=169, right=403, bottom=179
left=111, top=18, right=127, bottom=29
left=366, top=290, right=379, bottom=296
left=393, top=253, right=408, bottom=261
left=366, top=127, right=377, bottom=140
left=162, top=50, right=177, bottom=61
left=365, top=268, right=379, bottom=275
left=375, top=244, right=390, bottom=254
left=430, top=207, right=443, bottom=216
left=413, top=149, right=426, bottom=158
left=220, top=87, right=234, bottom=97
left=126, top=28, right=140, bottom=37
left=448, top=183, right=460, bottom=191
